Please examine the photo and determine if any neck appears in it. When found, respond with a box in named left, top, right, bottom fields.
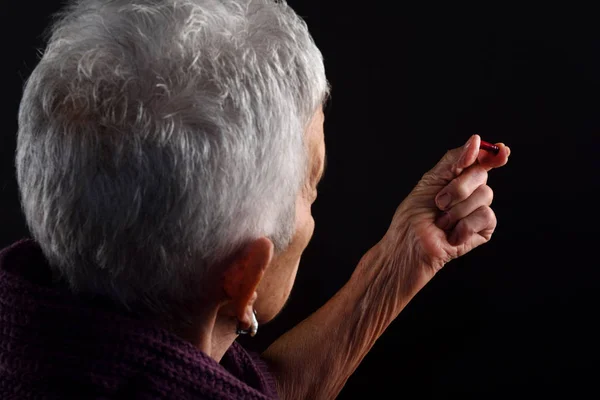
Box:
left=162, top=308, right=239, bottom=362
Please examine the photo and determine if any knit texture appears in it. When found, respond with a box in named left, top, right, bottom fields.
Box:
left=0, top=239, right=279, bottom=399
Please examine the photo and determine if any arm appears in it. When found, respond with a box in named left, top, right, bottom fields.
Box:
left=262, top=135, right=510, bottom=400
left=262, top=235, right=428, bottom=400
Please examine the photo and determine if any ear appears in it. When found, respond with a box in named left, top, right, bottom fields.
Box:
left=222, top=237, right=274, bottom=323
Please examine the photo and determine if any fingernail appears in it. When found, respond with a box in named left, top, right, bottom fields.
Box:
left=463, top=136, right=473, bottom=153
left=436, top=192, right=451, bottom=210
left=465, top=135, right=474, bottom=148
left=436, top=212, right=451, bottom=230
left=460, top=135, right=474, bottom=164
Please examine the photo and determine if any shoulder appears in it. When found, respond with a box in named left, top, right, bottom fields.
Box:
left=221, top=342, right=279, bottom=399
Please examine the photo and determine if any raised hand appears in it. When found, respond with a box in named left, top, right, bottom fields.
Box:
left=373, top=134, right=510, bottom=293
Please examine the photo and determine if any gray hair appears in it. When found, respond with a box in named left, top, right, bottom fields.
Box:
left=16, top=0, right=328, bottom=315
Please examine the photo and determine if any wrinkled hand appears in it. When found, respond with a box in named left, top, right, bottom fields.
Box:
left=380, top=134, right=510, bottom=287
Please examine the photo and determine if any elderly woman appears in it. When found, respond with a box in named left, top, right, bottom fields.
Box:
left=0, top=0, right=510, bottom=399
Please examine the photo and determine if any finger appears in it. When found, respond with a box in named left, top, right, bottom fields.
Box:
left=478, top=142, right=511, bottom=171
left=459, top=134, right=482, bottom=169
left=447, top=206, right=497, bottom=246
left=427, top=134, right=481, bottom=184
left=435, top=185, right=494, bottom=230
left=434, top=164, right=488, bottom=211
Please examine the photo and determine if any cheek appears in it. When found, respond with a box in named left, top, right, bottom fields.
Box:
left=278, top=203, right=313, bottom=269
left=256, top=199, right=315, bottom=317
left=295, top=200, right=315, bottom=252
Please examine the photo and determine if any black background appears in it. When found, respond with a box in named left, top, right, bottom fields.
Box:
left=3, top=2, right=599, bottom=398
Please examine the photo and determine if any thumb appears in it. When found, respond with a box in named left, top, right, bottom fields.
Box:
left=426, top=134, right=481, bottom=184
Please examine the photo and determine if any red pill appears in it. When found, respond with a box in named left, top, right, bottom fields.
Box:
left=480, top=140, right=499, bottom=155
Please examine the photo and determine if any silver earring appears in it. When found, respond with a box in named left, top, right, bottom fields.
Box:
left=236, top=309, right=258, bottom=337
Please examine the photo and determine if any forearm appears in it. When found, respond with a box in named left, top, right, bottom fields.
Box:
left=262, top=234, right=433, bottom=400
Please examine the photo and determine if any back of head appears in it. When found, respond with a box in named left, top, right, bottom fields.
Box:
left=16, top=0, right=328, bottom=316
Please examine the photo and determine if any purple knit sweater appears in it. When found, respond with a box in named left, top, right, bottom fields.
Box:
left=0, top=239, right=280, bottom=399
